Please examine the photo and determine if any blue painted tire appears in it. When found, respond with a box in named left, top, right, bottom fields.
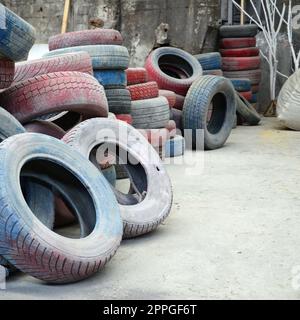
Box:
left=183, top=75, right=236, bottom=150
left=44, top=45, right=129, bottom=70
left=249, top=93, right=257, bottom=103
left=0, top=4, right=36, bottom=61
left=94, top=70, right=126, bottom=89
left=165, top=135, right=185, bottom=157
left=194, top=52, right=221, bottom=70
left=229, top=78, right=251, bottom=92
left=0, top=133, right=122, bottom=283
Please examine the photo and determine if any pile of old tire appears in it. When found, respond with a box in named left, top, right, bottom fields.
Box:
left=194, top=52, right=223, bottom=76
left=144, top=47, right=203, bottom=157
left=46, top=29, right=131, bottom=123
left=220, top=24, right=261, bottom=107
left=126, top=67, right=182, bottom=158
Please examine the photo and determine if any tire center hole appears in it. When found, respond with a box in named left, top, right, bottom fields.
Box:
left=207, top=92, right=227, bottom=134
left=158, top=54, right=193, bottom=79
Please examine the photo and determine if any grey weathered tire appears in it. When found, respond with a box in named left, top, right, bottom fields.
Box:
left=0, top=4, right=36, bottom=61
left=63, top=118, right=173, bottom=239
left=183, top=75, right=236, bottom=150
left=44, top=45, right=130, bottom=70
left=0, top=133, right=122, bottom=283
left=236, top=93, right=261, bottom=125
left=131, top=96, right=170, bottom=129
left=223, top=69, right=261, bottom=85
left=105, top=89, right=131, bottom=114
left=220, top=24, right=258, bottom=38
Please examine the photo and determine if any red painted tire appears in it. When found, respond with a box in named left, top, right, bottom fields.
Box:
left=0, top=72, right=108, bottom=124
left=165, top=120, right=177, bottom=138
left=220, top=37, right=256, bottom=49
left=0, top=58, right=15, bottom=89
left=222, top=56, right=260, bottom=71
left=24, top=120, right=66, bottom=139
left=251, top=84, right=259, bottom=93
left=126, top=68, right=148, bottom=85
left=223, top=69, right=261, bottom=85
left=220, top=47, right=260, bottom=57
left=145, top=47, right=202, bottom=95
left=49, top=29, right=123, bottom=51
left=159, top=90, right=176, bottom=108
left=239, top=91, right=253, bottom=101
left=173, top=94, right=185, bottom=110
left=13, top=52, right=93, bottom=84
left=127, top=81, right=159, bottom=100
left=116, top=114, right=133, bottom=124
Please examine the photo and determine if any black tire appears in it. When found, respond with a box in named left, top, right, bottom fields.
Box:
left=0, top=133, right=123, bottom=283
left=131, top=97, right=170, bottom=129
left=183, top=76, right=236, bottom=150
left=220, top=24, right=258, bottom=38
left=63, top=118, right=173, bottom=239
left=0, top=4, right=36, bottom=61
left=44, top=45, right=129, bottom=70
left=194, top=52, right=221, bottom=70
left=236, top=93, right=261, bottom=125
left=115, top=164, right=128, bottom=180
left=105, top=89, right=132, bottom=114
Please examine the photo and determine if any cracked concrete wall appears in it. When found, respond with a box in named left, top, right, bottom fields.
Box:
left=1, top=0, right=220, bottom=66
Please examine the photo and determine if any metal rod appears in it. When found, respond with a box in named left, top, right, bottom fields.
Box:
left=61, top=0, right=71, bottom=34
left=241, top=0, right=245, bottom=25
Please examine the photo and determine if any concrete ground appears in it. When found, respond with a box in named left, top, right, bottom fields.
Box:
left=1, top=118, right=300, bottom=300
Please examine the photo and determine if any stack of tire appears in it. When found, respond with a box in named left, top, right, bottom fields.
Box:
left=219, top=25, right=261, bottom=107
left=144, top=47, right=203, bottom=157
left=125, top=67, right=177, bottom=158
left=46, top=29, right=131, bottom=123
left=0, top=5, right=173, bottom=284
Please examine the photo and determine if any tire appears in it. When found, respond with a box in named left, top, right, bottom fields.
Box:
left=183, top=75, right=236, bottom=150
left=94, top=70, right=126, bottom=89
left=126, top=68, right=148, bottom=85
left=194, top=52, right=221, bottom=70
left=13, top=52, right=93, bottom=84
left=229, top=78, right=251, bottom=92
left=220, top=37, right=256, bottom=49
left=202, top=69, right=223, bottom=76
left=251, top=84, right=259, bottom=93
left=0, top=107, right=25, bottom=141
left=0, top=4, right=36, bottom=61
left=220, top=24, right=258, bottom=38
left=159, top=90, right=176, bottom=108
left=127, top=81, right=159, bottom=101
left=63, top=118, right=173, bottom=239
left=223, top=69, right=261, bottom=85
left=52, top=112, right=82, bottom=132
left=239, top=91, right=252, bottom=100
left=48, top=29, right=123, bottom=51
left=105, top=89, right=131, bottom=114
left=131, top=96, right=170, bottom=129
left=145, top=47, right=203, bottom=95
left=249, top=93, right=257, bottom=103
left=24, top=120, right=66, bottom=139
left=0, top=133, right=122, bottom=283
left=165, top=135, right=185, bottom=157
left=116, top=114, right=133, bottom=125
left=222, top=56, right=260, bottom=71
left=173, top=94, right=185, bottom=110
left=220, top=47, right=260, bottom=57
left=236, top=93, right=261, bottom=125
left=170, top=108, right=183, bottom=132
left=44, top=45, right=129, bottom=70
left=115, top=165, right=128, bottom=180
left=0, top=58, right=14, bottom=89
left=0, top=71, right=108, bottom=123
